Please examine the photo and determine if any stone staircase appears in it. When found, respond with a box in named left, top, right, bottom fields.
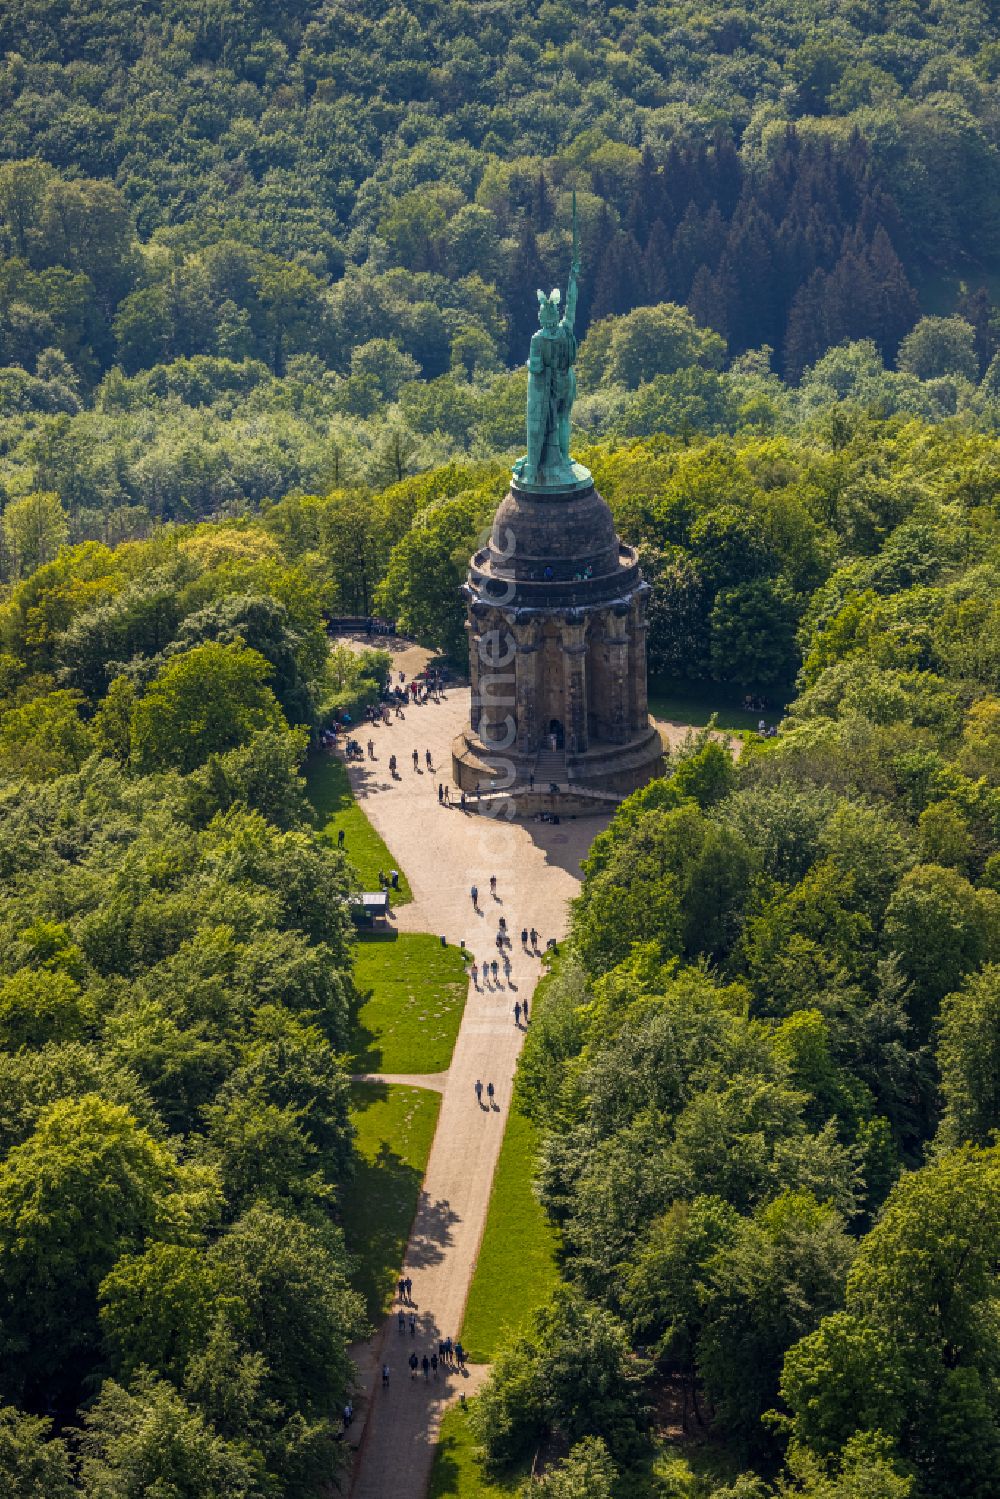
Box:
left=533, top=745, right=567, bottom=788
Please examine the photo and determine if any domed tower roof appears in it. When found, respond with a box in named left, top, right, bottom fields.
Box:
left=465, top=480, right=641, bottom=612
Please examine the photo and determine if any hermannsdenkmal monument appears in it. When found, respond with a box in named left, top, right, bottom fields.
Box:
left=452, top=205, right=665, bottom=811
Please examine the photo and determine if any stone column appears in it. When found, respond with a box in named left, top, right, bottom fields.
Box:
left=467, top=611, right=482, bottom=733
left=629, top=587, right=650, bottom=731
left=603, top=604, right=630, bottom=744
left=561, top=617, right=589, bottom=755
left=513, top=620, right=541, bottom=755
left=476, top=608, right=518, bottom=753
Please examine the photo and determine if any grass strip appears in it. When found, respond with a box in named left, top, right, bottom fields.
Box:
left=460, top=1103, right=560, bottom=1363
left=342, top=1082, right=440, bottom=1323
left=305, top=753, right=412, bottom=905
left=350, top=933, right=469, bottom=1073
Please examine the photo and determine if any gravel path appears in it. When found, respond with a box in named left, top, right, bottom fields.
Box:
left=349, top=1071, right=450, bottom=1093
left=344, top=671, right=608, bottom=1499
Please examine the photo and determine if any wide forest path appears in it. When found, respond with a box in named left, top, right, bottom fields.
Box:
left=342, top=649, right=608, bottom=1499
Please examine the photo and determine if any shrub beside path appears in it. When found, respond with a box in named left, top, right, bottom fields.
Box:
left=342, top=667, right=609, bottom=1499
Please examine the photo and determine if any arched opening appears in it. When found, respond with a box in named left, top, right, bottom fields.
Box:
left=548, top=718, right=565, bottom=750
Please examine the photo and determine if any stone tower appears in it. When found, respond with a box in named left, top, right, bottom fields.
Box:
left=452, top=198, right=662, bottom=811
left=451, top=475, right=664, bottom=810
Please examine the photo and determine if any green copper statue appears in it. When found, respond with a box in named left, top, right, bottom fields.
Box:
left=513, top=196, right=592, bottom=491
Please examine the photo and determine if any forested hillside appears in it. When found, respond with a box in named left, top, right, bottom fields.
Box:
left=3, top=0, right=1000, bottom=543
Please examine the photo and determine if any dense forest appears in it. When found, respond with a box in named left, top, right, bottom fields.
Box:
left=2, top=0, right=1000, bottom=544
left=0, top=516, right=401, bottom=1494
left=1, top=0, right=1000, bottom=1495
left=0, top=411, right=998, bottom=1493
left=472, top=417, right=1000, bottom=1496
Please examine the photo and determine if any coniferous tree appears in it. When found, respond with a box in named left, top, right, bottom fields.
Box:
left=589, top=233, right=646, bottom=323
left=784, top=270, right=827, bottom=379
left=688, top=264, right=722, bottom=336
left=712, top=130, right=743, bottom=216
left=504, top=221, right=547, bottom=360
left=956, top=285, right=997, bottom=375
left=867, top=226, right=919, bottom=355
left=531, top=172, right=554, bottom=234
left=643, top=219, right=673, bottom=305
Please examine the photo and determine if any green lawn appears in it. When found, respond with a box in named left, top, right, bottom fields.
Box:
left=647, top=676, right=787, bottom=732
left=351, top=933, right=470, bottom=1074
left=429, top=1401, right=527, bottom=1499
left=305, top=753, right=412, bottom=905
left=460, top=1103, right=560, bottom=1363
left=341, top=1082, right=441, bottom=1323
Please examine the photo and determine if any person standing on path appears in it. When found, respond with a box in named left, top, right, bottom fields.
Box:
left=455, top=1342, right=465, bottom=1370
left=475, top=1079, right=483, bottom=1106
left=438, top=783, right=443, bottom=803
left=521, top=927, right=528, bottom=948
left=431, top=1352, right=438, bottom=1379
left=523, top=997, right=529, bottom=1022
left=409, top=1353, right=418, bottom=1379
left=421, top=1354, right=430, bottom=1380
left=471, top=960, right=479, bottom=988
left=425, top=749, right=433, bottom=770
left=486, top=1081, right=495, bottom=1107
left=382, top=1364, right=390, bottom=1388
left=514, top=1000, right=521, bottom=1026
left=490, top=875, right=497, bottom=898
left=398, top=1310, right=405, bottom=1334
left=398, top=1276, right=405, bottom=1301
left=412, top=748, right=419, bottom=770
left=405, top=1276, right=412, bottom=1300
left=409, top=1313, right=416, bottom=1336
left=470, top=884, right=478, bottom=909
left=491, top=959, right=499, bottom=982
left=529, top=927, right=538, bottom=949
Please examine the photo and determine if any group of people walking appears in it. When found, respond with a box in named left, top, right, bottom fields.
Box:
left=366, top=668, right=448, bottom=725
left=380, top=1280, right=468, bottom=1393
left=468, top=878, right=544, bottom=1002
left=405, top=1337, right=467, bottom=1381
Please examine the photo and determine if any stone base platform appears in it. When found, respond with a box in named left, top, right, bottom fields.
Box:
left=451, top=721, right=665, bottom=818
